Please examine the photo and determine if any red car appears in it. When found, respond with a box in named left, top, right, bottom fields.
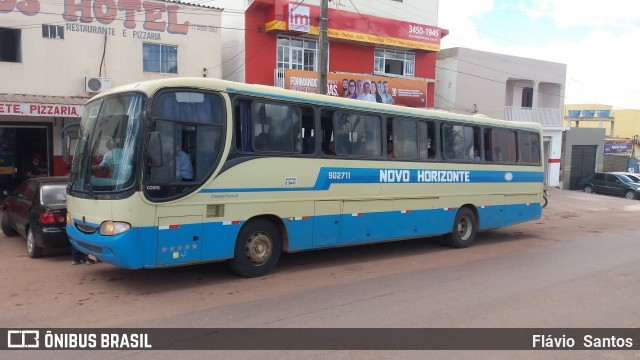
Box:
left=2, top=177, right=70, bottom=258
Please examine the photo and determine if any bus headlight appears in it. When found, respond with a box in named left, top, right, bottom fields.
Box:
left=66, top=213, right=73, bottom=225
left=100, top=221, right=131, bottom=236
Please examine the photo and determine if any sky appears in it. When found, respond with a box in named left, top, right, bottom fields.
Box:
left=437, top=0, right=640, bottom=109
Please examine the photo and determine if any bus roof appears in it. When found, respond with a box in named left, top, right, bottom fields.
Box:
left=92, top=77, right=542, bottom=131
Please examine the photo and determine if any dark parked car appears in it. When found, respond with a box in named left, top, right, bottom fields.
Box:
left=2, top=177, right=70, bottom=258
left=581, top=172, right=640, bottom=200
left=612, top=172, right=640, bottom=183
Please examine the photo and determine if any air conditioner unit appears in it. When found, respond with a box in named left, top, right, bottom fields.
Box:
left=84, top=76, right=112, bottom=93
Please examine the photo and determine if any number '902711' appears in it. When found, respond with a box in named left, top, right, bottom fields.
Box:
left=328, top=172, right=351, bottom=180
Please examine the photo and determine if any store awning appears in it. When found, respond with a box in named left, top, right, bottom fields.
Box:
left=0, top=93, right=90, bottom=105
left=0, top=93, right=90, bottom=118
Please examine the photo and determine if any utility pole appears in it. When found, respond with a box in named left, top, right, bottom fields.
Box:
left=317, top=0, right=329, bottom=95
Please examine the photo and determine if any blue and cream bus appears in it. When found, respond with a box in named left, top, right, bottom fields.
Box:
left=64, top=78, right=544, bottom=277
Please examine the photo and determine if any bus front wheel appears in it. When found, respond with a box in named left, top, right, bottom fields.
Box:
left=444, top=207, right=477, bottom=248
left=229, top=219, right=282, bottom=277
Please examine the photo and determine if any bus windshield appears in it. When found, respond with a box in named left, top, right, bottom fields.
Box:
left=70, top=92, right=144, bottom=193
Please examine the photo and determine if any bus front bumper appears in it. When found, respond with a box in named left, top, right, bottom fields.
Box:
left=66, top=223, right=144, bottom=269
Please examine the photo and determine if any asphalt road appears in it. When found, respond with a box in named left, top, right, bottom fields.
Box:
left=2, top=188, right=639, bottom=359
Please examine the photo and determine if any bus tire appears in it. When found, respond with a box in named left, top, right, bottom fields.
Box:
left=2, top=210, right=16, bottom=236
left=229, top=219, right=282, bottom=278
left=444, top=207, right=477, bottom=248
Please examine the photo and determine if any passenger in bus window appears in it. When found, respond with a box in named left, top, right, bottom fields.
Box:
left=473, top=148, right=481, bottom=161
left=325, top=141, right=336, bottom=156
left=428, top=143, right=436, bottom=158
left=176, top=148, right=194, bottom=181
left=387, top=141, right=394, bottom=158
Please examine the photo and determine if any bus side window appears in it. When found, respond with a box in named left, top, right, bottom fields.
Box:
left=246, top=101, right=309, bottom=154
left=320, top=109, right=336, bottom=156
left=336, top=132, right=351, bottom=155
left=334, top=112, right=381, bottom=157
left=235, top=100, right=252, bottom=152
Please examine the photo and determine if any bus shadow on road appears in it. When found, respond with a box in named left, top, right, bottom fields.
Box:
left=69, top=229, right=533, bottom=294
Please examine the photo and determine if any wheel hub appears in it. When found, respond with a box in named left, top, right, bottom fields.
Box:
left=246, top=232, right=272, bottom=265
left=457, top=216, right=472, bottom=240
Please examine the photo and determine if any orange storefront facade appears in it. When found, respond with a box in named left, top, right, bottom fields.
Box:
left=244, top=0, right=446, bottom=108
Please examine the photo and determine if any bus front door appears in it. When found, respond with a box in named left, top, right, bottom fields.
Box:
left=156, top=216, right=203, bottom=265
left=312, top=201, right=342, bottom=247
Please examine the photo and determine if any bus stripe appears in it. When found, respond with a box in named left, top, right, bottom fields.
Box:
left=200, top=168, right=545, bottom=194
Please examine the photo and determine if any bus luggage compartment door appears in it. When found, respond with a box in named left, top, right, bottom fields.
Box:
left=156, top=216, right=202, bottom=265
left=313, top=201, right=341, bottom=247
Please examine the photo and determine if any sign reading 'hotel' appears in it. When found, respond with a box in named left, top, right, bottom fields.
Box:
left=0, top=0, right=217, bottom=37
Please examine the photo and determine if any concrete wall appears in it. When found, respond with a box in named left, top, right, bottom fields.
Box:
left=216, top=0, right=249, bottom=82
left=603, top=154, right=631, bottom=172
left=435, top=47, right=566, bottom=120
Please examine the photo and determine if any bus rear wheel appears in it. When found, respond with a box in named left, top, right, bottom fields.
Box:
left=229, top=219, right=282, bottom=277
left=444, top=207, right=477, bottom=248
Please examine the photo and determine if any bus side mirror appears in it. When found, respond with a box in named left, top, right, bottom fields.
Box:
left=61, top=123, right=80, bottom=165
left=148, top=131, right=163, bottom=168
left=62, top=135, right=70, bottom=164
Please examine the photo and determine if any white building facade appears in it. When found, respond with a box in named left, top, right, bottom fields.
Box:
left=0, top=0, right=221, bottom=190
left=435, top=47, right=566, bottom=187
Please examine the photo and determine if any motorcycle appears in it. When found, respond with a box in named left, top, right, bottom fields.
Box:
left=542, top=187, right=550, bottom=208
